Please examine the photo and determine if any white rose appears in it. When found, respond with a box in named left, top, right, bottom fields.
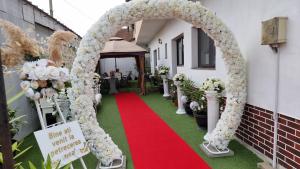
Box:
left=33, top=92, right=41, bottom=100
left=45, top=88, right=57, bottom=98
left=19, top=73, right=27, bottom=80
left=52, top=81, right=65, bottom=90
left=22, top=62, right=36, bottom=74
left=59, top=68, right=70, bottom=82
left=36, top=59, right=49, bottom=67
left=25, top=88, right=34, bottom=98
left=30, top=81, right=39, bottom=89
left=47, top=66, right=60, bottom=80
left=34, top=66, right=48, bottom=80
left=20, top=81, right=31, bottom=91
left=28, top=71, right=38, bottom=80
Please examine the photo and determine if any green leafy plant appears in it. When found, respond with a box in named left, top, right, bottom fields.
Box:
left=0, top=141, right=32, bottom=167
left=18, top=155, right=71, bottom=169
left=8, top=108, right=26, bottom=138
left=180, top=79, right=196, bottom=101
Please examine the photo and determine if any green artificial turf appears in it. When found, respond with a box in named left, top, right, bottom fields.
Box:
left=17, top=90, right=261, bottom=169
left=140, top=92, right=262, bottom=169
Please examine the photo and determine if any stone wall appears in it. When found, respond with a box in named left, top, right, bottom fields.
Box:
left=1, top=0, right=78, bottom=140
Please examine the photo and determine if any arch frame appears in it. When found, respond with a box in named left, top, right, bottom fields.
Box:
left=69, top=0, right=247, bottom=164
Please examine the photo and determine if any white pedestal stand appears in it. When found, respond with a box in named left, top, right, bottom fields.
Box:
left=174, top=81, right=186, bottom=115
left=200, top=91, right=233, bottom=157
left=204, top=91, right=219, bottom=141
left=161, top=75, right=170, bottom=97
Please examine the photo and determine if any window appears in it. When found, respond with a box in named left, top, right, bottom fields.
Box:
left=165, top=43, right=168, bottom=59
left=153, top=49, right=157, bottom=67
left=158, top=47, right=160, bottom=60
left=176, top=36, right=184, bottom=66
left=198, top=29, right=216, bottom=68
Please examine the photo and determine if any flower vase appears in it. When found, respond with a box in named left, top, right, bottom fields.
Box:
left=204, top=91, right=219, bottom=141
left=161, top=75, right=170, bottom=97
left=174, top=81, right=186, bottom=115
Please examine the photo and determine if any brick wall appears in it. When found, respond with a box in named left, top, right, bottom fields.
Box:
left=236, top=104, right=300, bottom=169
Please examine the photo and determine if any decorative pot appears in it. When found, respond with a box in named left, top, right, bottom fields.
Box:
left=194, top=111, right=207, bottom=129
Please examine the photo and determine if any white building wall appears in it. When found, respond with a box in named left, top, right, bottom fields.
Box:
left=148, top=0, right=300, bottom=120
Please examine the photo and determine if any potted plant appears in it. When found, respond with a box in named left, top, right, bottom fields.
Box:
left=153, top=69, right=164, bottom=94
left=188, top=87, right=208, bottom=129
left=190, top=100, right=206, bottom=129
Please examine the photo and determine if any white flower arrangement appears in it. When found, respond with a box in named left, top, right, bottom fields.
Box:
left=158, top=65, right=170, bottom=75
left=20, top=59, right=70, bottom=100
left=172, top=73, right=187, bottom=83
left=190, top=101, right=200, bottom=112
left=69, top=0, right=246, bottom=159
left=201, top=78, right=225, bottom=94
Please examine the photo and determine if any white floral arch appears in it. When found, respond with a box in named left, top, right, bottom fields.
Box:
left=69, top=0, right=246, bottom=165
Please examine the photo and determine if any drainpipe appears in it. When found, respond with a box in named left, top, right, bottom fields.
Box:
left=272, top=45, right=280, bottom=169
left=49, top=0, right=53, bottom=16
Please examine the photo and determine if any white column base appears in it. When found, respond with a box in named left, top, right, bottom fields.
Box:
left=163, top=94, right=170, bottom=97
left=176, top=108, right=186, bottom=115
left=204, top=133, right=210, bottom=141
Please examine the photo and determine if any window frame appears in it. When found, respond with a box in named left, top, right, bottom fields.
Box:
left=176, top=36, right=184, bottom=66
left=197, top=28, right=216, bottom=69
left=165, top=43, right=168, bottom=59
left=153, top=49, right=157, bottom=67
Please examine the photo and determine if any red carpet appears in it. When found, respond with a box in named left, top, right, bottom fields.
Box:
left=115, top=92, right=211, bottom=169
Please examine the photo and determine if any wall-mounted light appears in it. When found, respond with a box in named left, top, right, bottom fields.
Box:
left=158, top=38, right=162, bottom=44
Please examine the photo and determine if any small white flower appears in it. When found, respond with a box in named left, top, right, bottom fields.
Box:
left=25, top=88, right=34, bottom=98
left=34, top=66, right=48, bottom=80
left=20, top=81, right=31, bottom=91
left=47, top=66, right=60, bottom=80
left=36, top=59, right=48, bottom=67
left=59, top=68, right=70, bottom=82
left=190, top=101, right=200, bottom=112
left=33, top=92, right=41, bottom=100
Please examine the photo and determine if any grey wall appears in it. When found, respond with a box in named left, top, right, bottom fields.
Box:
left=0, top=0, right=76, bottom=140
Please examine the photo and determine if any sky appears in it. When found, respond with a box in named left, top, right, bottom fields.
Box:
left=29, top=0, right=125, bottom=36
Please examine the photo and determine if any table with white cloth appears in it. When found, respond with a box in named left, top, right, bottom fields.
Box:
left=104, top=77, right=118, bottom=94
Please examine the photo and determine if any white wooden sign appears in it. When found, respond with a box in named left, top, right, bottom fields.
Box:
left=34, top=121, right=90, bottom=167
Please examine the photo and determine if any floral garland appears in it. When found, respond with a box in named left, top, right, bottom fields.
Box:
left=70, top=0, right=246, bottom=162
